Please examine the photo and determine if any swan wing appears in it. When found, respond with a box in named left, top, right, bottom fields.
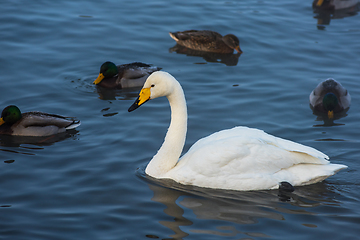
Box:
left=186, top=126, right=328, bottom=161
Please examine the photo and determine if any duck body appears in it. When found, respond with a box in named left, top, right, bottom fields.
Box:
left=313, top=0, right=359, bottom=11
left=169, top=30, right=242, bottom=54
left=94, top=61, right=161, bottom=89
left=0, top=105, right=80, bottom=136
left=129, top=72, right=347, bottom=191
left=309, top=78, right=351, bottom=118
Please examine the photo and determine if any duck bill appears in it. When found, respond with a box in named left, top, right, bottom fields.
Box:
left=0, top=117, right=5, bottom=126
left=316, top=0, right=324, bottom=6
left=235, top=46, right=243, bottom=54
left=128, top=87, right=151, bottom=112
left=327, top=110, right=334, bottom=119
left=93, top=73, right=105, bottom=84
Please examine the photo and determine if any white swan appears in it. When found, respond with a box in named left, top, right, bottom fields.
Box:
left=128, top=71, right=347, bottom=191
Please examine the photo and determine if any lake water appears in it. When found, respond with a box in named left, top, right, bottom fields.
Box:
left=1, top=0, right=360, bottom=239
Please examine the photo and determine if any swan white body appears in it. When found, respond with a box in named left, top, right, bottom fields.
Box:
left=129, top=71, right=347, bottom=191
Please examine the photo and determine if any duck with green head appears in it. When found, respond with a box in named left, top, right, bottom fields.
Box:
left=309, top=78, right=351, bottom=119
left=0, top=105, right=81, bottom=136
left=93, top=61, right=161, bottom=89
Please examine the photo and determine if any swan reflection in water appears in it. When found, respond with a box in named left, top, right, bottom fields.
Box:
left=141, top=171, right=344, bottom=239
left=169, top=44, right=242, bottom=66
left=312, top=0, right=359, bottom=28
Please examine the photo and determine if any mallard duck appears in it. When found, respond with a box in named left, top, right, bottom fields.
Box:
left=128, top=72, right=347, bottom=191
left=93, top=61, right=161, bottom=89
left=169, top=30, right=242, bottom=54
left=309, top=78, right=351, bottom=119
left=313, top=0, right=359, bottom=11
left=0, top=105, right=81, bottom=136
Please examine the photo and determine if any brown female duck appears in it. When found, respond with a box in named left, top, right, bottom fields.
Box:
left=169, top=30, right=242, bottom=54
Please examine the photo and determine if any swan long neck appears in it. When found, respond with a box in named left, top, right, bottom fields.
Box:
left=145, top=81, right=187, bottom=178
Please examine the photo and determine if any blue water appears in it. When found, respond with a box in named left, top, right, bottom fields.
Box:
left=1, top=0, right=360, bottom=239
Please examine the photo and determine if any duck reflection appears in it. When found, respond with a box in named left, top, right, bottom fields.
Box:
left=144, top=173, right=340, bottom=240
left=96, top=86, right=141, bottom=101
left=311, top=111, right=348, bottom=127
left=0, top=130, right=79, bottom=148
left=169, top=44, right=242, bottom=66
left=313, top=0, right=359, bottom=28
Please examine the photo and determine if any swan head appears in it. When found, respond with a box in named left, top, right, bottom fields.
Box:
left=128, top=71, right=177, bottom=112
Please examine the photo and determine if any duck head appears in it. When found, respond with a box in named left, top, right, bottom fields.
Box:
left=0, top=105, right=22, bottom=126
left=222, top=34, right=243, bottom=53
left=322, top=92, right=338, bottom=119
left=93, top=61, right=119, bottom=85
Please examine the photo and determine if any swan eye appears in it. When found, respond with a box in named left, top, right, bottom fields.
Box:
left=151, top=84, right=155, bottom=87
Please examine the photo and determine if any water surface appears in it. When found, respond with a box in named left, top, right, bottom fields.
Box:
left=1, top=1, right=360, bottom=239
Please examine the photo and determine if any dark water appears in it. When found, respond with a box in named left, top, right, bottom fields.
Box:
left=1, top=0, right=360, bottom=239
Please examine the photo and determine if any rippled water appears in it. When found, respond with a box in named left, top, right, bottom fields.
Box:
left=1, top=0, right=360, bottom=239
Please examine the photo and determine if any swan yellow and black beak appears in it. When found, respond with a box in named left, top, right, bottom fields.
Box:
left=93, top=73, right=105, bottom=85
left=128, top=87, right=151, bottom=112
